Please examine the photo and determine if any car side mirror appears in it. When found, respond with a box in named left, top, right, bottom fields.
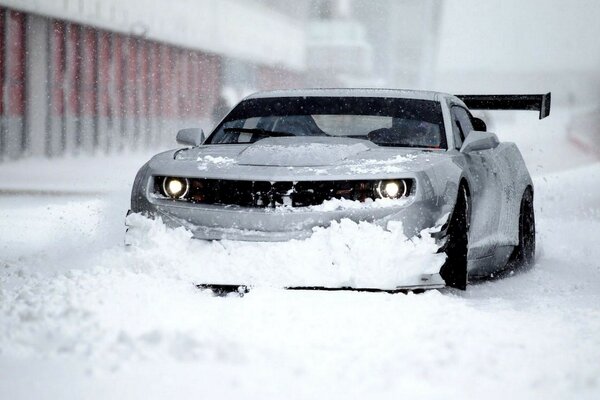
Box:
left=460, top=131, right=499, bottom=153
left=472, top=117, right=487, bottom=132
left=176, top=128, right=205, bottom=146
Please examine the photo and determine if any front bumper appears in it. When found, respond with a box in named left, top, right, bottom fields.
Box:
left=128, top=194, right=437, bottom=242
left=125, top=199, right=449, bottom=290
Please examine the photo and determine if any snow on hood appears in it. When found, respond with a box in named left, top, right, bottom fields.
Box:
left=236, top=137, right=372, bottom=167
left=196, top=155, right=236, bottom=171
left=171, top=137, right=448, bottom=178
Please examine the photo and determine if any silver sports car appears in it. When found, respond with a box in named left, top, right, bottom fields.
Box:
left=128, top=89, right=551, bottom=290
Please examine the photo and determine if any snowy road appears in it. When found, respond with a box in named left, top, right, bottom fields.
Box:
left=1, top=111, right=600, bottom=399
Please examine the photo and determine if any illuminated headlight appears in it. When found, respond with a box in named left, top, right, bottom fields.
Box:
left=162, top=177, right=189, bottom=199
left=376, top=180, right=408, bottom=199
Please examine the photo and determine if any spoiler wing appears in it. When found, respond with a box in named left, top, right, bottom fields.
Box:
left=456, top=92, right=551, bottom=119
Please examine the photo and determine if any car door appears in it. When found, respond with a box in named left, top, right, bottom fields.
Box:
left=450, top=105, right=487, bottom=200
left=450, top=105, right=504, bottom=269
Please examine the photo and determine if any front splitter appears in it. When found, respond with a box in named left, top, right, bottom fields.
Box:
left=196, top=274, right=446, bottom=296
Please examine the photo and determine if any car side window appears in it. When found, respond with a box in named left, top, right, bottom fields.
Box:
left=450, top=106, right=464, bottom=149
left=451, top=106, right=474, bottom=149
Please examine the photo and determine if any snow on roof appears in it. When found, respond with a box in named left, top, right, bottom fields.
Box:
left=245, top=88, right=449, bottom=101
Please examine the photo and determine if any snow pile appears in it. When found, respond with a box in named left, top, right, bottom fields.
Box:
left=306, top=196, right=410, bottom=211
left=266, top=197, right=411, bottom=212
left=125, top=214, right=443, bottom=289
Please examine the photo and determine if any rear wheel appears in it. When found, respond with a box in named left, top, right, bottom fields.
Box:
left=439, top=185, right=470, bottom=290
left=507, top=188, right=535, bottom=270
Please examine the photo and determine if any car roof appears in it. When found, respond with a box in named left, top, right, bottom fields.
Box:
left=244, top=88, right=451, bottom=102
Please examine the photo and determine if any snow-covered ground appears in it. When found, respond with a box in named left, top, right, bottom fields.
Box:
left=1, top=108, right=599, bottom=399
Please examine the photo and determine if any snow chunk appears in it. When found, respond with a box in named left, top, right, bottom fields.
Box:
left=196, top=155, right=235, bottom=170
left=308, top=197, right=409, bottom=212
left=267, top=197, right=410, bottom=213
left=347, top=154, right=417, bottom=174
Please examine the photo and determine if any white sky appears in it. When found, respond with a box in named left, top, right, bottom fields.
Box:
left=436, top=0, right=600, bottom=72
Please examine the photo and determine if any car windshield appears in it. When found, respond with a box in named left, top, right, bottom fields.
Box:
left=207, top=96, right=447, bottom=149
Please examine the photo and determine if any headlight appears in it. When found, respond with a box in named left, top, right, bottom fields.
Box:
left=162, top=177, right=189, bottom=199
left=376, top=180, right=408, bottom=199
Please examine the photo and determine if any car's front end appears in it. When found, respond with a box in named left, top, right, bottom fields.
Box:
left=127, top=90, right=467, bottom=290
left=128, top=138, right=454, bottom=242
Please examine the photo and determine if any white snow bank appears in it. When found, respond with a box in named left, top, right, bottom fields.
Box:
left=306, top=196, right=409, bottom=211
left=124, top=214, right=443, bottom=289
left=490, top=107, right=598, bottom=175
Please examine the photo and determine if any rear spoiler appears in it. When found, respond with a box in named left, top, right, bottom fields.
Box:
left=456, top=92, right=551, bottom=119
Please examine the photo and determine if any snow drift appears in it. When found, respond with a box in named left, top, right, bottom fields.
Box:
left=125, top=213, right=444, bottom=289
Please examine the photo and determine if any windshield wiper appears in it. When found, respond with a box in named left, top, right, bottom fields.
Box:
left=374, top=143, right=443, bottom=149
left=223, top=127, right=295, bottom=137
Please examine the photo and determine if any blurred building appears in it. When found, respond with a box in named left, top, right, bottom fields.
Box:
left=0, top=0, right=307, bottom=160
left=306, top=19, right=374, bottom=86
left=352, top=0, right=442, bottom=88
left=305, top=0, right=442, bottom=88
left=304, top=0, right=374, bottom=86
left=433, top=0, right=600, bottom=107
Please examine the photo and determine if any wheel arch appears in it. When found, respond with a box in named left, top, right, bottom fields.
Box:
left=439, top=176, right=471, bottom=290
left=458, top=176, right=472, bottom=223
left=459, top=177, right=471, bottom=198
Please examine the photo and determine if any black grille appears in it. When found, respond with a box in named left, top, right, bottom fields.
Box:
left=155, top=177, right=412, bottom=208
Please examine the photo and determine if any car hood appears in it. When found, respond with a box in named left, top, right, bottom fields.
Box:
left=235, top=137, right=373, bottom=167
left=165, top=136, right=452, bottom=180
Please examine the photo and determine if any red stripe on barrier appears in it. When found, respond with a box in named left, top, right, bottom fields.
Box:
left=6, top=10, right=26, bottom=116
left=138, top=40, right=148, bottom=119
left=149, top=42, right=160, bottom=119
left=96, top=31, right=110, bottom=118
left=49, top=21, right=65, bottom=117
left=201, top=54, right=221, bottom=117
left=79, top=27, right=96, bottom=116
left=161, top=45, right=174, bottom=118
left=112, top=33, right=124, bottom=118
left=65, top=23, right=78, bottom=115
left=568, top=132, right=600, bottom=159
left=0, top=8, right=5, bottom=116
left=125, top=37, right=136, bottom=118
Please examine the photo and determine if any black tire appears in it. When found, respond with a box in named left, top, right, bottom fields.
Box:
left=507, top=188, right=535, bottom=270
left=439, top=185, right=470, bottom=290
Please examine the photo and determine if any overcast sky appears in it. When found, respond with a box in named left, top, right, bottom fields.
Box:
left=436, top=0, right=600, bottom=73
